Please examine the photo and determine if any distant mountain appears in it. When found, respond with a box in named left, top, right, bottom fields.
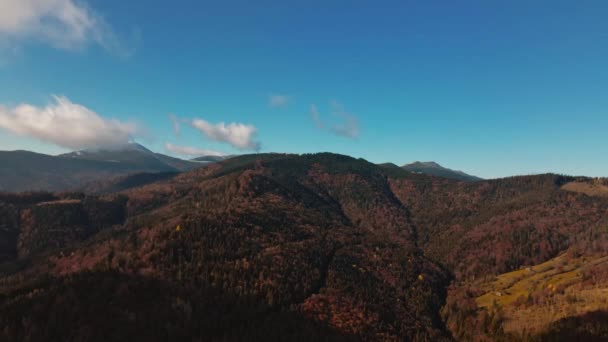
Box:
left=401, top=161, right=482, bottom=181
left=61, top=143, right=199, bottom=172
left=0, top=144, right=203, bottom=192
left=191, top=155, right=235, bottom=163
left=79, top=171, right=180, bottom=195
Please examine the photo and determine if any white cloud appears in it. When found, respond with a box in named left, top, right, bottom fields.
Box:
left=269, top=94, right=291, bottom=108
left=165, top=143, right=225, bottom=157
left=192, top=118, right=260, bottom=151
left=0, top=95, right=138, bottom=150
left=309, top=101, right=360, bottom=139
left=0, top=0, right=132, bottom=56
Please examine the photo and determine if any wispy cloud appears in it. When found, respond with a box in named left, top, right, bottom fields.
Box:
left=0, top=95, right=139, bottom=150
left=269, top=94, right=291, bottom=108
left=169, top=113, right=180, bottom=136
left=309, top=101, right=360, bottom=139
left=310, top=104, right=324, bottom=129
left=329, top=101, right=359, bottom=139
left=191, top=118, right=260, bottom=151
left=0, top=0, right=134, bottom=57
left=165, top=143, right=225, bottom=157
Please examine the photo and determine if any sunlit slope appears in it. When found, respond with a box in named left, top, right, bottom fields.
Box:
left=476, top=252, right=608, bottom=335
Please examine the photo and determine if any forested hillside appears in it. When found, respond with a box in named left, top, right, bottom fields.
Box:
left=0, top=153, right=606, bottom=341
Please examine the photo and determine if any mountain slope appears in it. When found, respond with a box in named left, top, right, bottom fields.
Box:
left=0, top=144, right=202, bottom=192
left=401, top=161, right=482, bottom=181
left=0, top=153, right=606, bottom=340
left=191, top=155, right=234, bottom=163
left=78, top=171, right=180, bottom=195
left=60, top=143, right=200, bottom=172
left=388, top=173, right=608, bottom=339
left=0, top=150, right=149, bottom=192
left=0, top=153, right=451, bottom=341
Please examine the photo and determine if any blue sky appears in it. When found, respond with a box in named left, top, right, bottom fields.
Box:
left=1, top=0, right=607, bottom=178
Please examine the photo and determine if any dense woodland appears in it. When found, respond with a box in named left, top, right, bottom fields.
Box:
left=0, top=153, right=607, bottom=341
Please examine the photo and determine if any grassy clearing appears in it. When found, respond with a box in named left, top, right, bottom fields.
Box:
left=475, top=254, right=608, bottom=334
left=562, top=181, right=608, bottom=197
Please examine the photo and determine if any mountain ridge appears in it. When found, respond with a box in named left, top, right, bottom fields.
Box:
left=0, top=144, right=202, bottom=192
left=401, top=160, right=482, bottom=181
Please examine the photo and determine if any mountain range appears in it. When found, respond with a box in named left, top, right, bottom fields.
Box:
left=0, top=143, right=199, bottom=192
left=0, top=152, right=606, bottom=340
left=0, top=144, right=479, bottom=192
